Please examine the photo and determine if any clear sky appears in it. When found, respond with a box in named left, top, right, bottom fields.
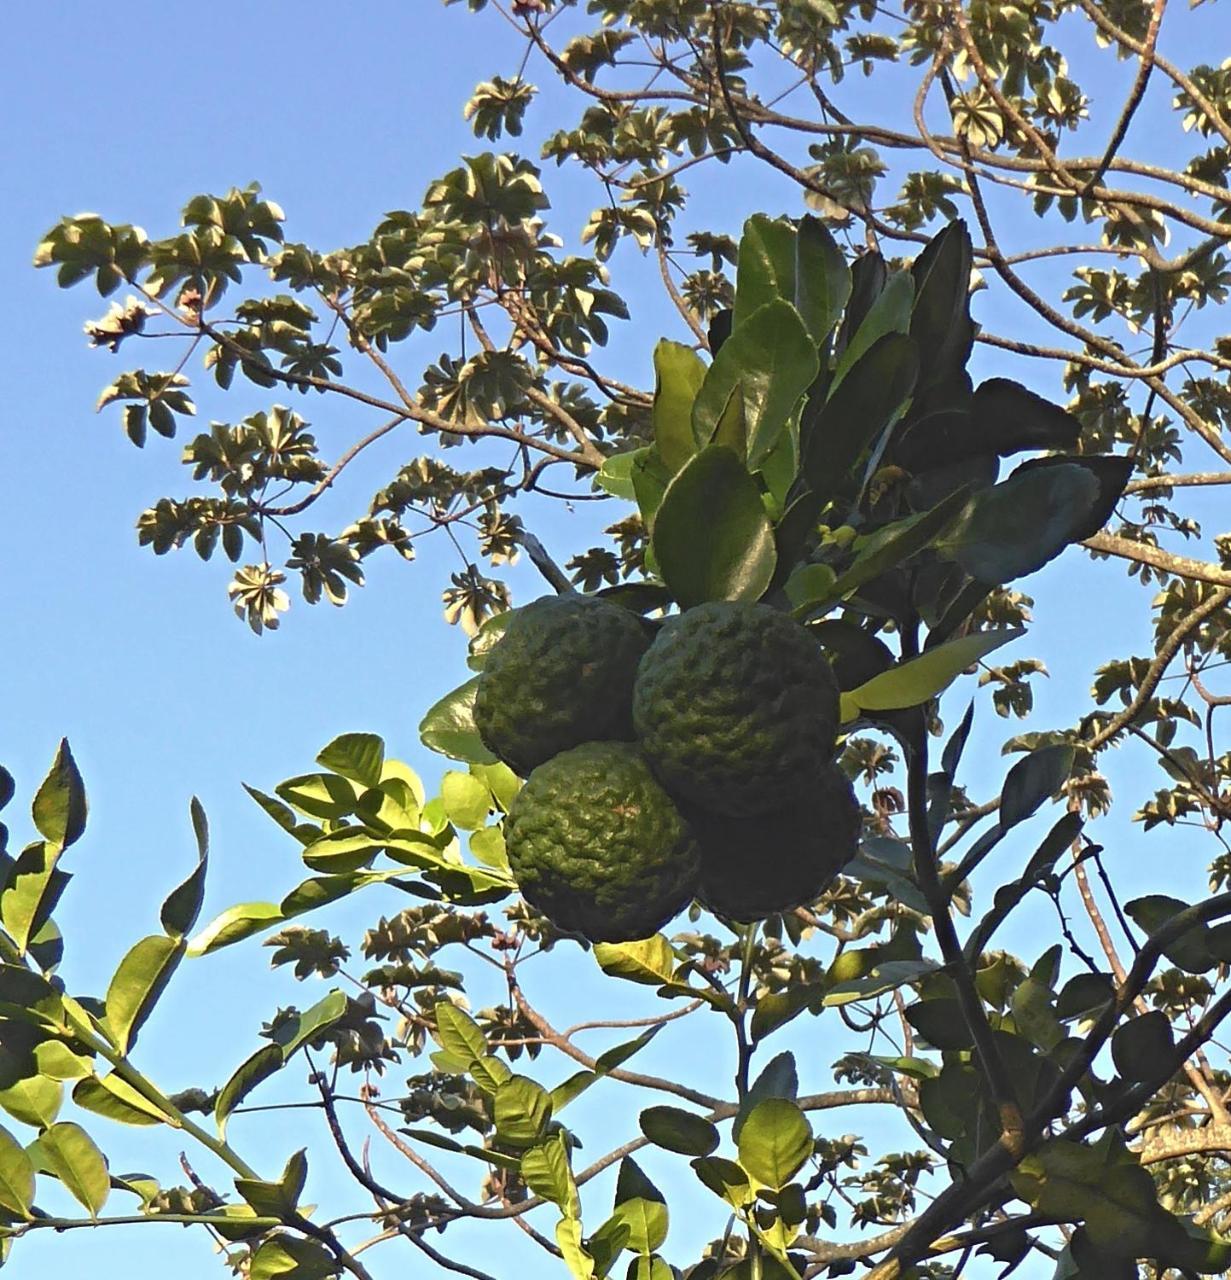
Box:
left=3, top=4, right=1228, bottom=1278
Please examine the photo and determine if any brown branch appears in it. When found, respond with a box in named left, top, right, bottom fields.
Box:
left=1082, top=535, right=1231, bottom=591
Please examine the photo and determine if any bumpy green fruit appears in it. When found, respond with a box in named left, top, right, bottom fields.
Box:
left=474, top=594, right=650, bottom=776
left=504, top=741, right=700, bottom=943
left=633, top=602, right=840, bottom=817
left=692, top=762, right=860, bottom=922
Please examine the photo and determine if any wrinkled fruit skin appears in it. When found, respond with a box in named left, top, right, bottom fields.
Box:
left=634, top=602, right=840, bottom=817
left=504, top=741, right=700, bottom=943
left=474, top=594, right=651, bottom=776
left=692, top=762, right=861, bottom=922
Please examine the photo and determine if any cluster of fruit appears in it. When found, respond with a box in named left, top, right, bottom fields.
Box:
left=474, top=595, right=861, bottom=943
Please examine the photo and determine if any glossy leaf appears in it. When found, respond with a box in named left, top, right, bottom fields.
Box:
left=32, top=740, right=87, bottom=851
left=274, top=772, right=357, bottom=821
left=105, top=933, right=185, bottom=1054
left=0, top=1124, right=33, bottom=1217
left=521, top=1133, right=578, bottom=1215
left=493, top=1075, right=552, bottom=1148
left=441, top=771, right=492, bottom=830
left=1000, top=745, right=1074, bottom=829
left=795, top=214, right=851, bottom=345
left=0, top=1074, right=63, bottom=1128
left=652, top=339, right=707, bottom=473
left=274, top=989, right=348, bottom=1058
left=160, top=797, right=209, bottom=938
left=215, top=1045, right=284, bottom=1135
left=639, top=1106, right=720, bottom=1156
left=435, top=1002, right=488, bottom=1064
left=935, top=462, right=1102, bottom=584
left=691, top=1155, right=753, bottom=1209
left=0, top=841, right=71, bottom=954
left=235, top=1149, right=307, bottom=1217
left=841, top=628, right=1023, bottom=719
left=187, top=901, right=284, bottom=957
left=72, top=1073, right=170, bottom=1126
left=733, top=1052, right=798, bottom=1141
left=596, top=448, right=643, bottom=501
left=652, top=446, right=776, bottom=608
left=736, top=1098, right=813, bottom=1189
left=249, top=1235, right=337, bottom=1280
left=419, top=676, right=499, bottom=764
left=32, top=1121, right=109, bottom=1216
left=734, top=215, right=797, bottom=328
left=593, top=936, right=676, bottom=986
left=830, top=270, right=913, bottom=392
left=316, top=733, right=385, bottom=788
left=804, top=332, right=918, bottom=496
left=691, top=300, right=818, bottom=466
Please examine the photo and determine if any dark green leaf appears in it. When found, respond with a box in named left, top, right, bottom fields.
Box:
left=32, top=740, right=87, bottom=851
left=1000, top=745, right=1075, bottom=829
left=692, top=301, right=818, bottom=466
left=1124, top=895, right=1217, bottom=973
left=803, top=332, right=918, bottom=496
left=215, top=1045, right=284, bottom=1135
left=160, top=797, right=209, bottom=938
left=639, top=1106, right=720, bottom=1156
left=652, top=446, right=776, bottom=608
left=905, top=998, right=973, bottom=1050
left=1111, top=1011, right=1174, bottom=1082
left=795, top=214, right=851, bottom=345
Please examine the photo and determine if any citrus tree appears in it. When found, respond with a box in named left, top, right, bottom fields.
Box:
left=12, top=2, right=1231, bottom=1277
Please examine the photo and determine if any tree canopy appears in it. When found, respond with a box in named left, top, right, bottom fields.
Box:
left=9, top=2, right=1231, bottom=1278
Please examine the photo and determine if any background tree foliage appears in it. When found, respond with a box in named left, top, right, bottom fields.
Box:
left=11, top=1, right=1231, bottom=1277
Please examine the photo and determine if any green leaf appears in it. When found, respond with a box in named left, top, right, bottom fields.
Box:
left=215, top=1045, right=284, bottom=1136
left=795, top=214, right=851, bottom=346
left=692, top=300, right=818, bottom=466
left=841, top=628, right=1023, bottom=719
left=549, top=1069, right=596, bottom=1113
left=275, top=773, right=357, bottom=821
left=691, top=1155, right=753, bottom=1208
left=905, top=998, right=973, bottom=1050
left=593, top=936, right=676, bottom=986
left=652, top=446, right=776, bottom=608
left=909, top=220, right=975, bottom=392
left=316, top=733, right=385, bottom=788
left=0, top=842, right=71, bottom=954
left=556, top=1215, right=597, bottom=1280
left=734, top=1052, right=798, bottom=1141
left=187, top=901, right=284, bottom=957
left=1111, top=1011, right=1174, bottom=1082
left=639, top=1106, right=719, bottom=1156
left=235, top=1149, right=308, bottom=1217
left=493, top=1075, right=552, bottom=1148
left=631, top=448, right=674, bottom=530
left=419, top=676, right=499, bottom=764
left=935, top=462, right=1102, bottom=584
left=441, top=771, right=492, bottom=830
left=160, top=797, right=209, bottom=938
left=249, top=1235, right=338, bottom=1280
left=596, top=448, right=644, bottom=501
left=823, top=958, right=940, bottom=1007
left=275, top=989, right=348, bottom=1057
left=72, top=1073, right=171, bottom=1127
left=435, top=1002, right=488, bottom=1064
left=831, top=270, right=914, bottom=393
left=737, top=1098, right=812, bottom=1190
left=1000, top=745, right=1074, bottom=829
left=803, top=332, right=918, bottom=496
left=734, top=215, right=797, bottom=328
left=105, top=934, right=185, bottom=1055
left=1124, top=896, right=1217, bottom=973
left=32, top=740, right=87, bottom=851
left=0, top=1124, right=34, bottom=1217
left=0, top=1074, right=62, bottom=1128
left=1056, top=973, right=1116, bottom=1022
left=31, top=1122, right=109, bottom=1216
left=521, top=1133, right=578, bottom=1215
left=609, top=1194, right=668, bottom=1255
left=652, top=339, right=707, bottom=474
left=711, top=383, right=749, bottom=460
left=796, top=486, right=968, bottom=618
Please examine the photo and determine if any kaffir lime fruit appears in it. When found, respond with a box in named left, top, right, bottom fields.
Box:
left=689, top=761, right=861, bottom=922
left=474, top=594, right=650, bottom=777
left=633, top=602, right=840, bottom=817
left=503, top=741, right=700, bottom=943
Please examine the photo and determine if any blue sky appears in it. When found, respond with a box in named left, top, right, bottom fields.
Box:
left=4, top=3, right=1230, bottom=1278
